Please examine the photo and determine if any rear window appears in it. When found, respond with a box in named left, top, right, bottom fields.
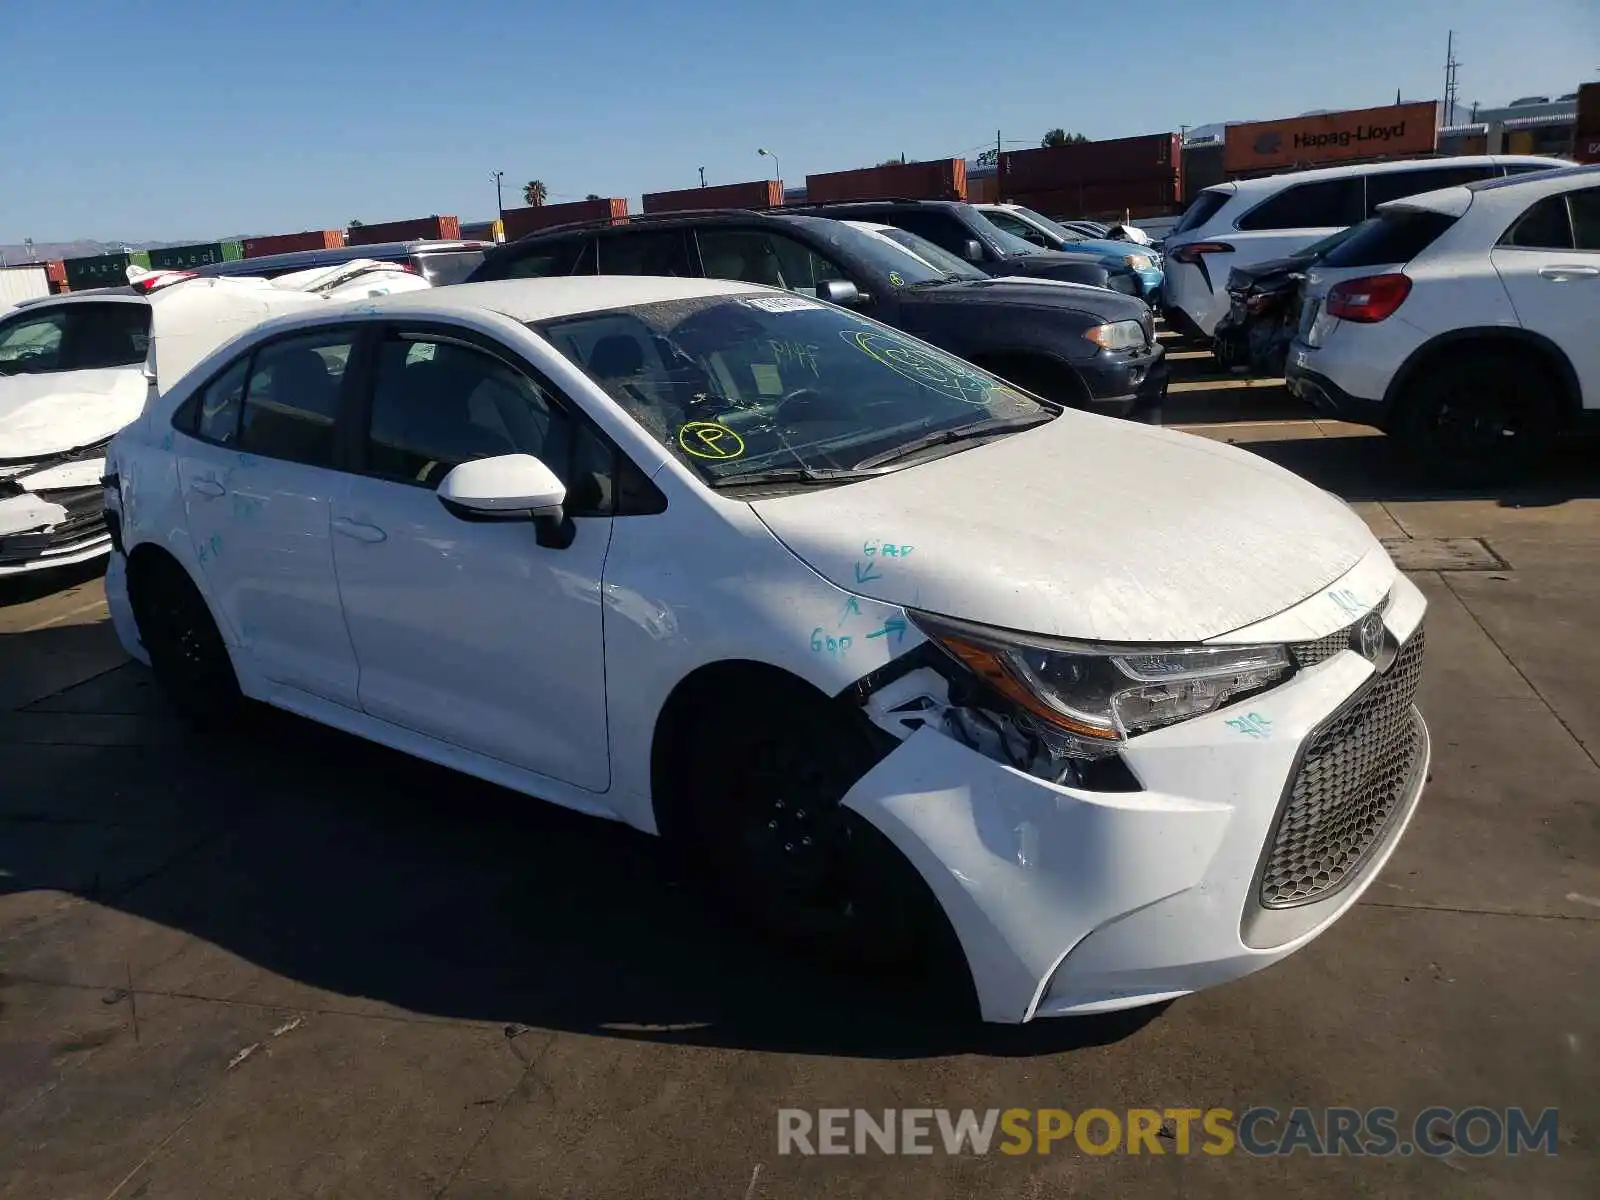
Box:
left=1236, top=178, right=1365, bottom=231
left=1319, top=211, right=1459, bottom=268
left=1170, top=191, right=1229, bottom=235
left=413, top=250, right=486, bottom=286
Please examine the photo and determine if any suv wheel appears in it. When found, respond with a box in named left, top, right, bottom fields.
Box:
left=1393, top=350, right=1561, bottom=486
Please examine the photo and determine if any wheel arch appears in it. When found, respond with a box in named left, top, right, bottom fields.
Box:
left=1383, top=326, right=1583, bottom=427
left=648, top=658, right=847, bottom=842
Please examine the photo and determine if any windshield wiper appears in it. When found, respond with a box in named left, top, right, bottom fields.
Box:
left=707, top=465, right=888, bottom=489
left=902, top=273, right=966, bottom=288
left=853, top=414, right=1056, bottom=470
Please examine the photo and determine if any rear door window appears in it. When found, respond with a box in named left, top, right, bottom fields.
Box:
left=236, top=330, right=357, bottom=468
left=1236, top=178, right=1364, bottom=231
left=487, top=238, right=592, bottom=280
left=695, top=229, right=848, bottom=295
left=1500, top=195, right=1574, bottom=249
left=1364, top=165, right=1499, bottom=213
left=1568, top=188, right=1600, bottom=250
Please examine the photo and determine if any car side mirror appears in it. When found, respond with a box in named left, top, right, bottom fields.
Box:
left=961, top=239, right=985, bottom=262
left=815, top=279, right=861, bottom=307
left=437, top=453, right=574, bottom=547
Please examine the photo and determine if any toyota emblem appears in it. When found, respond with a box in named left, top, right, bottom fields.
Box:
left=1357, top=611, right=1385, bottom=663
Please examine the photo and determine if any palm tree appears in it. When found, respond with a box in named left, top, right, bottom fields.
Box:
left=1041, top=129, right=1089, bottom=148
left=585, top=193, right=602, bottom=201
left=349, top=219, right=364, bottom=228
left=522, top=180, right=548, bottom=207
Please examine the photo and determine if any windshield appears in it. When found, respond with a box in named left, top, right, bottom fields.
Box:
left=1293, top=226, right=1360, bottom=260
left=823, top=222, right=972, bottom=286
left=537, top=295, right=1052, bottom=486
left=844, top=224, right=988, bottom=282
left=1010, top=207, right=1085, bottom=242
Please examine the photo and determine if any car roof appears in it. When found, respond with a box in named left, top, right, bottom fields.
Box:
left=1379, top=161, right=1600, bottom=219
left=490, top=208, right=839, bottom=248
left=198, top=239, right=490, bottom=276
left=330, top=275, right=766, bottom=323
left=1203, top=154, right=1571, bottom=201
left=1465, top=161, right=1600, bottom=192
left=8, top=289, right=147, bottom=312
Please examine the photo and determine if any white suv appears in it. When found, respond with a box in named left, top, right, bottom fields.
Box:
left=1287, top=164, right=1599, bottom=483
left=1163, top=155, right=1567, bottom=342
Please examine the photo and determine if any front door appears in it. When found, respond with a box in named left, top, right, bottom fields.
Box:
left=173, top=327, right=361, bottom=706
left=329, top=326, right=613, bottom=791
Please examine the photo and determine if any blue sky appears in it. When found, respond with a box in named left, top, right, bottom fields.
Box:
left=1, top=0, right=1594, bottom=242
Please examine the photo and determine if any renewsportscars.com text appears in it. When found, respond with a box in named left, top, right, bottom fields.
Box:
left=777, top=1106, right=1559, bottom=1157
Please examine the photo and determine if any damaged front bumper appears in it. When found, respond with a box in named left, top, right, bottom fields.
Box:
left=0, top=442, right=113, bottom=575
left=840, top=575, right=1428, bottom=1023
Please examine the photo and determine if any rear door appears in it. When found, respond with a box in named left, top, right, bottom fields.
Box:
left=172, top=326, right=362, bottom=706
left=1490, top=185, right=1600, bottom=410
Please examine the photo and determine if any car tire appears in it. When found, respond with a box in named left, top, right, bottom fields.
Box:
left=678, top=690, right=954, bottom=975
left=131, top=556, right=244, bottom=731
left=1393, top=350, right=1561, bottom=486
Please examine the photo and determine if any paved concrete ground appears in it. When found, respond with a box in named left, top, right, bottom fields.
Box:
left=2, top=347, right=1597, bottom=1198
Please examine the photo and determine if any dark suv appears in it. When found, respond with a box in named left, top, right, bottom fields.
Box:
left=785, top=199, right=1145, bottom=296
left=467, top=210, right=1166, bottom=418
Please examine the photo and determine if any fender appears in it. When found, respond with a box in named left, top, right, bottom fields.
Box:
left=1382, top=325, right=1583, bottom=422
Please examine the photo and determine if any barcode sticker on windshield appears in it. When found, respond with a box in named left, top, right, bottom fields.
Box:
left=741, top=295, right=825, bottom=313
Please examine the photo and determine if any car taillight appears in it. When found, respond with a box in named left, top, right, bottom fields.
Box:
left=1325, top=274, right=1412, bottom=323
left=1169, top=241, right=1233, bottom=264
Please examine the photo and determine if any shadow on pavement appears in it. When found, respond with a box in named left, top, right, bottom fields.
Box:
left=0, top=625, right=1161, bottom=1060
left=0, top=557, right=107, bottom=609
left=1236, top=433, right=1600, bottom=508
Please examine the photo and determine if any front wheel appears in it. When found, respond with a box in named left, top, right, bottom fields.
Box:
left=677, top=693, right=952, bottom=973
left=129, top=555, right=244, bottom=731
left=1392, top=351, right=1561, bottom=486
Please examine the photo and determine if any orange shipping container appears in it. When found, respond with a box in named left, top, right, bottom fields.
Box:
left=1224, top=102, right=1439, bottom=172
left=502, top=198, right=628, bottom=241
left=244, top=230, right=347, bottom=258
left=347, top=215, right=462, bottom=246
left=804, top=159, right=967, bottom=203
left=643, top=179, right=783, bottom=214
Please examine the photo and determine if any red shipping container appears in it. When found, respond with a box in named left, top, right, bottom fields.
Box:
left=642, top=179, right=783, bottom=214
left=244, top=230, right=347, bottom=258
left=44, top=260, right=67, bottom=284
left=347, top=215, right=462, bottom=246
left=1000, top=134, right=1181, bottom=193
left=501, top=198, right=628, bottom=241
left=1007, top=178, right=1179, bottom=219
left=804, top=158, right=967, bottom=203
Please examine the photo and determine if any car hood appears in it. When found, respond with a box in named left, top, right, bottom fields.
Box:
left=0, top=371, right=147, bottom=459
left=913, top=276, right=1152, bottom=323
left=749, top=414, right=1381, bottom=643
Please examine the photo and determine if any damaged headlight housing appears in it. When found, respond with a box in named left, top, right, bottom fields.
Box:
left=914, top=612, right=1291, bottom=758
left=1084, top=320, right=1147, bottom=352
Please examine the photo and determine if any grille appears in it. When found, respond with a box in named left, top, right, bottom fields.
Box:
left=1259, top=626, right=1427, bottom=908
left=1291, top=625, right=1356, bottom=667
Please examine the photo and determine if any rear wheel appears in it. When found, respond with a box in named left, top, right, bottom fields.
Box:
left=1393, top=351, right=1562, bottom=486
left=129, top=554, right=244, bottom=731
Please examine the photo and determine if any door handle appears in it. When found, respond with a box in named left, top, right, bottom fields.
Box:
left=1538, top=265, right=1600, bottom=281
left=189, top=478, right=225, bottom=498
left=332, top=517, right=387, bottom=544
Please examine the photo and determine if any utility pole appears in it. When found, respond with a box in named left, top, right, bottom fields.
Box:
left=490, top=170, right=505, bottom=218
left=698, top=166, right=706, bottom=188
left=1443, top=31, right=1462, bottom=126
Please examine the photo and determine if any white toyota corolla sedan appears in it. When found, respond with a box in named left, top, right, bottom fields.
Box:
left=102, top=276, right=1429, bottom=1023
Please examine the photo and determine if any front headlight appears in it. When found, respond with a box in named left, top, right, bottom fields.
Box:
left=1125, top=254, right=1153, bottom=270
left=914, top=612, right=1291, bottom=757
left=1084, top=319, right=1147, bottom=352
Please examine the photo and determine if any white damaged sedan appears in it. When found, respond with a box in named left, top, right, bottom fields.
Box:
left=103, top=276, right=1428, bottom=1022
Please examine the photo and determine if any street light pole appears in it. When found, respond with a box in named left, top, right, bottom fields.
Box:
left=757, top=147, right=780, bottom=183
left=699, top=166, right=706, bottom=188
left=490, top=170, right=505, bottom=220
